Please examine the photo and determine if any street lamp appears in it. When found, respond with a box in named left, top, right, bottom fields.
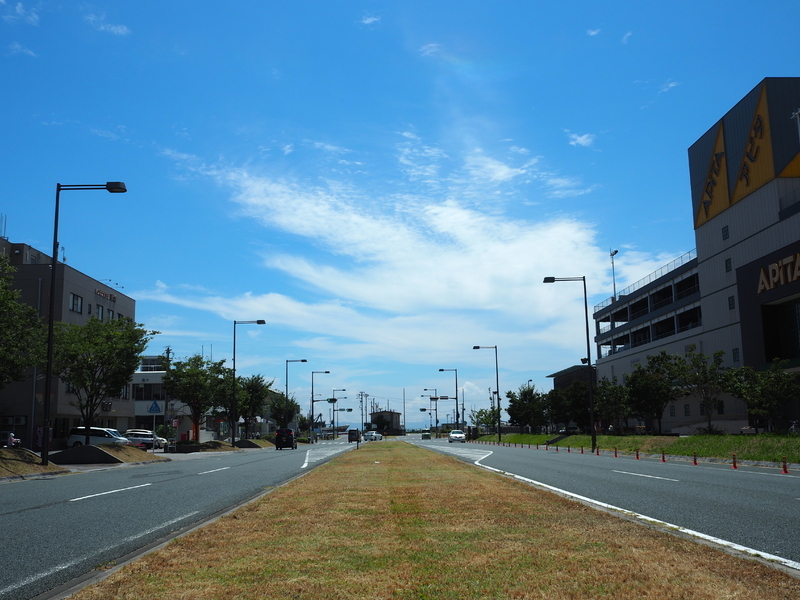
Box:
left=439, top=368, right=458, bottom=429
left=310, top=370, right=330, bottom=443
left=332, top=389, right=345, bottom=438
left=610, top=249, right=619, bottom=302
left=232, top=319, right=265, bottom=446
left=41, top=182, right=127, bottom=466
left=543, top=275, right=596, bottom=451
left=285, top=358, right=307, bottom=401
left=473, top=346, right=501, bottom=443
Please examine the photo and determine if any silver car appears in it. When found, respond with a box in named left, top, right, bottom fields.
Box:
left=448, top=429, right=466, bottom=443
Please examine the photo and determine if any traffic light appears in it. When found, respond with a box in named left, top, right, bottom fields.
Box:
left=326, top=398, right=336, bottom=403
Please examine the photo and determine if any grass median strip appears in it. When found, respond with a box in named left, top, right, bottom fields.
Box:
left=72, top=442, right=800, bottom=600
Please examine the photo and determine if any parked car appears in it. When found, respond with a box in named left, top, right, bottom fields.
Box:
left=123, top=430, right=161, bottom=449
left=67, top=427, right=131, bottom=447
left=274, top=428, right=297, bottom=450
left=448, top=429, right=466, bottom=443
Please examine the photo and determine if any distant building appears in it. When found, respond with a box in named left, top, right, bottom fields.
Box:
left=0, top=239, right=136, bottom=449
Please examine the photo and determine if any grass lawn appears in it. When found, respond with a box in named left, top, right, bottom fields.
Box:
left=69, top=441, right=800, bottom=600
left=490, top=433, right=800, bottom=464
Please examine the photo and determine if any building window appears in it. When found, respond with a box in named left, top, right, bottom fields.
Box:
left=69, top=293, right=83, bottom=313
left=96, top=305, right=104, bottom=321
left=722, top=225, right=729, bottom=240
left=728, top=295, right=736, bottom=310
left=732, top=348, right=740, bottom=362
left=684, top=404, right=690, bottom=417
left=108, top=309, right=114, bottom=320
left=87, top=304, right=92, bottom=315
left=718, top=401, right=724, bottom=415
left=670, top=405, right=675, bottom=417
left=725, top=258, right=732, bottom=273
left=700, top=404, right=706, bottom=416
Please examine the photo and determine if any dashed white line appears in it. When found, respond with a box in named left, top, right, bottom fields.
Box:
left=198, top=467, right=231, bottom=475
left=612, top=470, right=679, bottom=481
left=69, top=483, right=152, bottom=502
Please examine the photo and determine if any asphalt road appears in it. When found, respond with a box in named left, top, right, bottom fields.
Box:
left=0, top=440, right=356, bottom=600
left=411, top=436, right=800, bottom=572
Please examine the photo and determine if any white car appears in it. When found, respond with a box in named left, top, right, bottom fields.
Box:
left=68, top=427, right=131, bottom=447
left=364, top=431, right=383, bottom=441
left=123, top=430, right=161, bottom=449
left=448, top=429, right=466, bottom=443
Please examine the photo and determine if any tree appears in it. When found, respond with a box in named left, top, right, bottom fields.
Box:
left=162, top=354, right=228, bottom=442
left=726, top=361, right=799, bottom=432
left=675, top=345, right=727, bottom=433
left=594, top=377, right=630, bottom=434
left=54, top=317, right=156, bottom=444
left=506, top=383, right=546, bottom=433
left=625, top=350, right=685, bottom=434
left=543, top=388, right=572, bottom=431
left=469, top=407, right=499, bottom=432
left=0, top=255, right=46, bottom=389
left=238, top=374, right=274, bottom=438
left=269, top=392, right=300, bottom=428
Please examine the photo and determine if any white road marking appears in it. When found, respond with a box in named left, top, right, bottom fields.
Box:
left=612, top=470, right=679, bottom=482
left=198, top=467, right=231, bottom=475
left=471, top=456, right=800, bottom=573
left=69, top=483, right=152, bottom=502
left=0, top=511, right=199, bottom=596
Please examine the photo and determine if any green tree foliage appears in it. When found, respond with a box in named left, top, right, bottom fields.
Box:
left=238, top=374, right=274, bottom=438
left=543, top=388, right=572, bottom=431
left=469, top=407, right=499, bottom=431
left=269, top=392, right=300, bottom=428
left=506, top=383, right=546, bottom=432
left=594, top=377, right=630, bottom=434
left=625, top=350, right=685, bottom=434
left=162, top=354, right=229, bottom=442
left=0, top=255, right=45, bottom=389
left=726, top=361, right=799, bottom=432
left=675, top=345, right=727, bottom=433
left=54, top=317, right=156, bottom=442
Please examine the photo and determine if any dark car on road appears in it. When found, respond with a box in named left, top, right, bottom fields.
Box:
left=275, top=428, right=297, bottom=450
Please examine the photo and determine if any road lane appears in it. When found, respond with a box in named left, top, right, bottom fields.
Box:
left=412, top=438, right=800, bottom=570
left=0, top=441, right=355, bottom=600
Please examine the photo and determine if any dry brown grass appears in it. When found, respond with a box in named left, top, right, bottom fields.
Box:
left=0, top=448, right=65, bottom=477
left=99, top=444, right=166, bottom=462
left=71, top=442, right=800, bottom=600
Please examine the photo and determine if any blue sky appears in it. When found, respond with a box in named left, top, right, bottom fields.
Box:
left=2, top=2, right=799, bottom=429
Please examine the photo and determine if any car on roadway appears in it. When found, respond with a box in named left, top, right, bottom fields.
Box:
left=123, top=430, right=161, bottom=449
left=363, top=431, right=383, bottom=441
left=448, top=429, right=466, bottom=443
left=274, top=428, right=297, bottom=450
left=420, top=429, right=431, bottom=440
left=67, top=427, right=131, bottom=447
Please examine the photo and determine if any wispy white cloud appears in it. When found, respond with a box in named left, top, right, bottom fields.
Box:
left=566, top=131, right=596, bottom=147
left=312, top=141, right=350, bottom=154
left=361, top=14, right=381, bottom=26
left=3, top=2, right=39, bottom=25
left=8, top=41, right=35, bottom=56
left=282, top=144, right=294, bottom=155
left=84, top=13, right=130, bottom=35
left=659, top=80, right=680, bottom=93
left=419, top=43, right=441, bottom=57
left=509, top=145, right=530, bottom=155
left=587, top=29, right=601, bottom=36
left=621, top=31, right=632, bottom=44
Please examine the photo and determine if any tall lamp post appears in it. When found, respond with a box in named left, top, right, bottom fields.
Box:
left=473, top=346, right=501, bottom=443
left=41, top=182, right=127, bottom=466
left=332, top=389, right=345, bottom=438
left=610, top=249, right=619, bottom=302
left=285, top=358, right=307, bottom=401
left=439, top=368, right=458, bottom=428
left=232, top=319, right=265, bottom=446
left=310, top=370, right=330, bottom=443
left=543, top=276, right=596, bottom=452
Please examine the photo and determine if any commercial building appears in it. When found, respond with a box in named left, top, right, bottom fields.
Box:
left=593, top=77, right=800, bottom=433
left=0, top=238, right=136, bottom=449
